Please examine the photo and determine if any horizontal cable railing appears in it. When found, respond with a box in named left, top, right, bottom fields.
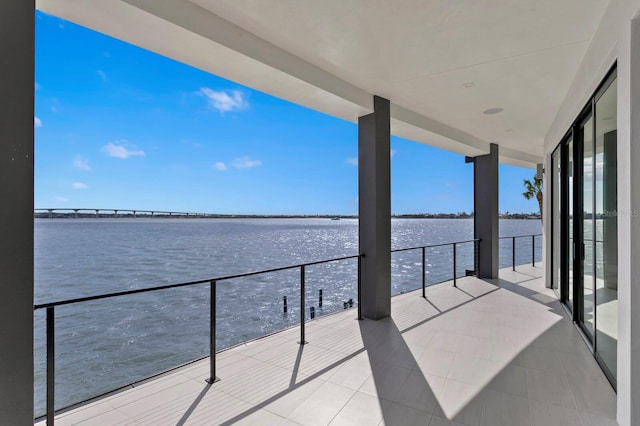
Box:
left=391, top=239, right=479, bottom=296
left=34, top=234, right=540, bottom=424
left=34, top=254, right=364, bottom=310
left=34, top=253, right=363, bottom=425
left=499, top=234, right=543, bottom=271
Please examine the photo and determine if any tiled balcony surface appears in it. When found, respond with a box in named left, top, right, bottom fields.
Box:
left=38, top=265, right=618, bottom=426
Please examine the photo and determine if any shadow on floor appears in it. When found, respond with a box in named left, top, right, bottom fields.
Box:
left=120, top=265, right=618, bottom=425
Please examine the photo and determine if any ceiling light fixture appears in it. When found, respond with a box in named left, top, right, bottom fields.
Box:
left=483, top=107, right=503, bottom=115
left=462, top=82, right=475, bottom=88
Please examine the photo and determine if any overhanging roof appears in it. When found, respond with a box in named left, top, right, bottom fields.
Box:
left=36, top=0, right=611, bottom=168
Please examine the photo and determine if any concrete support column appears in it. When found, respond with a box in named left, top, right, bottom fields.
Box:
left=358, top=96, right=391, bottom=320
left=468, top=143, right=499, bottom=279
left=0, top=0, right=34, bottom=424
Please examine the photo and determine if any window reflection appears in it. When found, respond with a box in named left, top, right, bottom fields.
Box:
left=594, top=78, right=617, bottom=379
left=583, top=116, right=594, bottom=337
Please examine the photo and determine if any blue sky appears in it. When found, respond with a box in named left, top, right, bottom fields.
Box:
left=35, top=12, right=539, bottom=215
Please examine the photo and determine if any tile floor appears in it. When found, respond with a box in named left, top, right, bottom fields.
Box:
left=36, top=265, right=618, bottom=426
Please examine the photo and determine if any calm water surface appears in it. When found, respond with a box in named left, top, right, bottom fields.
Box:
left=34, top=218, right=541, bottom=415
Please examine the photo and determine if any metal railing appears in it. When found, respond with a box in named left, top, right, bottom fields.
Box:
left=391, top=239, right=479, bottom=296
left=34, top=234, right=539, bottom=424
left=34, top=253, right=364, bottom=424
left=499, top=234, right=543, bottom=271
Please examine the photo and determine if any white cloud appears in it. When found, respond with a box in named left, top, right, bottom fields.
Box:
left=55, top=196, right=69, bottom=202
left=97, top=69, right=107, bottom=82
left=390, top=149, right=397, bottom=158
left=214, top=162, right=227, bottom=171
left=72, top=182, right=88, bottom=190
left=232, top=156, right=262, bottom=169
left=73, top=156, right=91, bottom=171
left=34, top=117, right=42, bottom=128
left=199, top=88, right=249, bottom=113
left=102, top=142, right=145, bottom=159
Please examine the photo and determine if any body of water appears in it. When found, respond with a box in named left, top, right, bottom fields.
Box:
left=34, top=218, right=542, bottom=415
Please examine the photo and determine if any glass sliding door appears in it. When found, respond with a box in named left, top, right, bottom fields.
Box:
left=552, top=67, right=617, bottom=388
left=594, top=75, right=617, bottom=382
left=567, top=139, right=574, bottom=311
left=581, top=114, right=595, bottom=339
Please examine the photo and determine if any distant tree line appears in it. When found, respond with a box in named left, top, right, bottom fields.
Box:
left=35, top=211, right=541, bottom=219
left=393, top=212, right=540, bottom=219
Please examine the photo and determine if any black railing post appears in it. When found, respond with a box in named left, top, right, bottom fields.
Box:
left=298, top=266, right=307, bottom=344
left=46, top=306, right=55, bottom=426
left=532, top=235, right=535, bottom=267
left=206, top=280, right=219, bottom=384
left=357, top=255, right=363, bottom=320
left=453, top=243, right=457, bottom=287
left=318, top=289, right=323, bottom=308
left=474, top=240, right=479, bottom=276
left=421, top=247, right=426, bottom=298
left=512, top=236, right=516, bottom=271
left=34, top=245, right=508, bottom=416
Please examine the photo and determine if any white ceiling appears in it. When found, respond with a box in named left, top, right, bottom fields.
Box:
left=37, top=0, right=611, bottom=168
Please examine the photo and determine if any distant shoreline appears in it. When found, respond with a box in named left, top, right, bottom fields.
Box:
left=34, top=213, right=541, bottom=220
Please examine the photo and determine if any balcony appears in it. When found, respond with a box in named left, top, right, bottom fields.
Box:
left=35, top=263, right=617, bottom=426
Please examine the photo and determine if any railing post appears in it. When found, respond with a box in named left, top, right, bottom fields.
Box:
left=421, top=247, right=426, bottom=298
left=474, top=240, right=479, bottom=276
left=532, top=235, right=535, bottom=267
left=512, top=236, right=516, bottom=271
left=206, top=280, right=219, bottom=384
left=357, top=255, right=362, bottom=320
left=298, top=266, right=307, bottom=344
left=318, top=289, right=322, bottom=308
left=46, top=306, right=55, bottom=426
left=453, top=243, right=457, bottom=287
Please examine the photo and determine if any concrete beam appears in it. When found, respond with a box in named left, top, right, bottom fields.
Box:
left=358, top=96, right=391, bottom=320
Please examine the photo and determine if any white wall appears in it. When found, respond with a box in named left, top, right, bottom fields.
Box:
left=624, top=12, right=640, bottom=426
left=544, top=1, right=640, bottom=424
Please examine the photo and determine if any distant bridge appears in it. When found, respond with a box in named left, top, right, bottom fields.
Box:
left=34, top=208, right=216, bottom=219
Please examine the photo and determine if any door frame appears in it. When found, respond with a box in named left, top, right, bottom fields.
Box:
left=553, top=64, right=618, bottom=389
